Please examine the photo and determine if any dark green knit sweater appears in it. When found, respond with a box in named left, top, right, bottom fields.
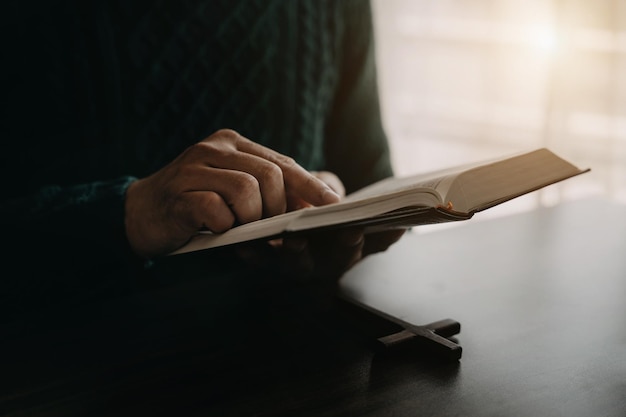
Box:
left=0, top=0, right=392, bottom=297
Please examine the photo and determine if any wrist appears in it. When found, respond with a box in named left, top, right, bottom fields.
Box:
left=124, top=179, right=152, bottom=259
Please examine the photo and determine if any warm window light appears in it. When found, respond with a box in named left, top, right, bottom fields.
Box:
left=533, top=28, right=559, bottom=53
left=373, top=0, right=626, bottom=207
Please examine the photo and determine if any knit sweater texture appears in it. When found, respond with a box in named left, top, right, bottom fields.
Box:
left=0, top=0, right=392, bottom=305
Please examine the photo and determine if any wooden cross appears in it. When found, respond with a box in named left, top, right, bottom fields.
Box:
left=336, top=294, right=462, bottom=361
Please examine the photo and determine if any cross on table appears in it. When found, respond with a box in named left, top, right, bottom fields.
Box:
left=336, top=294, right=462, bottom=361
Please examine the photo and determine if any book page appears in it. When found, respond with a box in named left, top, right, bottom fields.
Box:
left=345, top=154, right=515, bottom=208
left=289, top=189, right=443, bottom=231
left=344, top=165, right=467, bottom=204
left=445, top=148, right=587, bottom=213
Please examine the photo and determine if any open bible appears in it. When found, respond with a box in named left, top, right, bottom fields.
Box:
left=170, top=148, right=589, bottom=255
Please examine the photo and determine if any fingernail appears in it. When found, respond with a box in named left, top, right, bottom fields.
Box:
left=323, top=188, right=341, bottom=204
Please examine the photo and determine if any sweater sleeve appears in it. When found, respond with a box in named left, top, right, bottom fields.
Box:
left=324, top=0, right=394, bottom=194
left=0, top=176, right=160, bottom=321
left=1, top=176, right=139, bottom=274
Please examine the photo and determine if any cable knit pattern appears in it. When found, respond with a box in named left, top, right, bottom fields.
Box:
left=0, top=0, right=392, bottom=314
left=108, top=0, right=340, bottom=174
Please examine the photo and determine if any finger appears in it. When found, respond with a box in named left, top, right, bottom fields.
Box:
left=282, top=163, right=342, bottom=207
left=304, top=229, right=365, bottom=279
left=177, top=191, right=236, bottom=233
left=235, top=240, right=275, bottom=269
left=312, top=171, right=346, bottom=198
left=336, top=228, right=365, bottom=247
left=275, top=237, right=315, bottom=279
left=286, top=194, right=312, bottom=211
left=202, top=147, right=287, bottom=217
left=332, top=229, right=365, bottom=271
left=362, top=229, right=406, bottom=257
left=181, top=167, right=264, bottom=224
left=235, top=136, right=341, bottom=207
left=281, top=236, right=308, bottom=253
left=326, top=237, right=364, bottom=277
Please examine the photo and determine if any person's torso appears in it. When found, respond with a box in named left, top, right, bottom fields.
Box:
left=1, top=0, right=345, bottom=195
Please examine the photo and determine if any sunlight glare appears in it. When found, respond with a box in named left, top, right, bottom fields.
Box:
left=533, top=27, right=559, bottom=53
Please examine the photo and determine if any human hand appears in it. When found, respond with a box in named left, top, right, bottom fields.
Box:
left=124, top=129, right=341, bottom=258
left=236, top=171, right=405, bottom=281
left=237, top=227, right=406, bottom=282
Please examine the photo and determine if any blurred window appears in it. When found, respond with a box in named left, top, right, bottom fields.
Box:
left=372, top=0, right=626, bottom=221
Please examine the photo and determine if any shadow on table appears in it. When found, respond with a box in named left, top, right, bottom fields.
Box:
left=1, top=250, right=462, bottom=416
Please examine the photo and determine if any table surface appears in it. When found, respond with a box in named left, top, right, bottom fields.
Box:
left=2, top=197, right=626, bottom=417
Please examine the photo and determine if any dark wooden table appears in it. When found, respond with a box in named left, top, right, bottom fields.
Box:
left=2, top=197, right=626, bottom=416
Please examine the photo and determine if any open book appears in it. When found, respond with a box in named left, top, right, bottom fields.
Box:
left=170, top=148, right=589, bottom=255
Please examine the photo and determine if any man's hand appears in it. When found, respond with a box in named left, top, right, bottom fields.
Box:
left=237, top=227, right=406, bottom=282
left=124, top=129, right=340, bottom=258
left=237, top=171, right=406, bottom=281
